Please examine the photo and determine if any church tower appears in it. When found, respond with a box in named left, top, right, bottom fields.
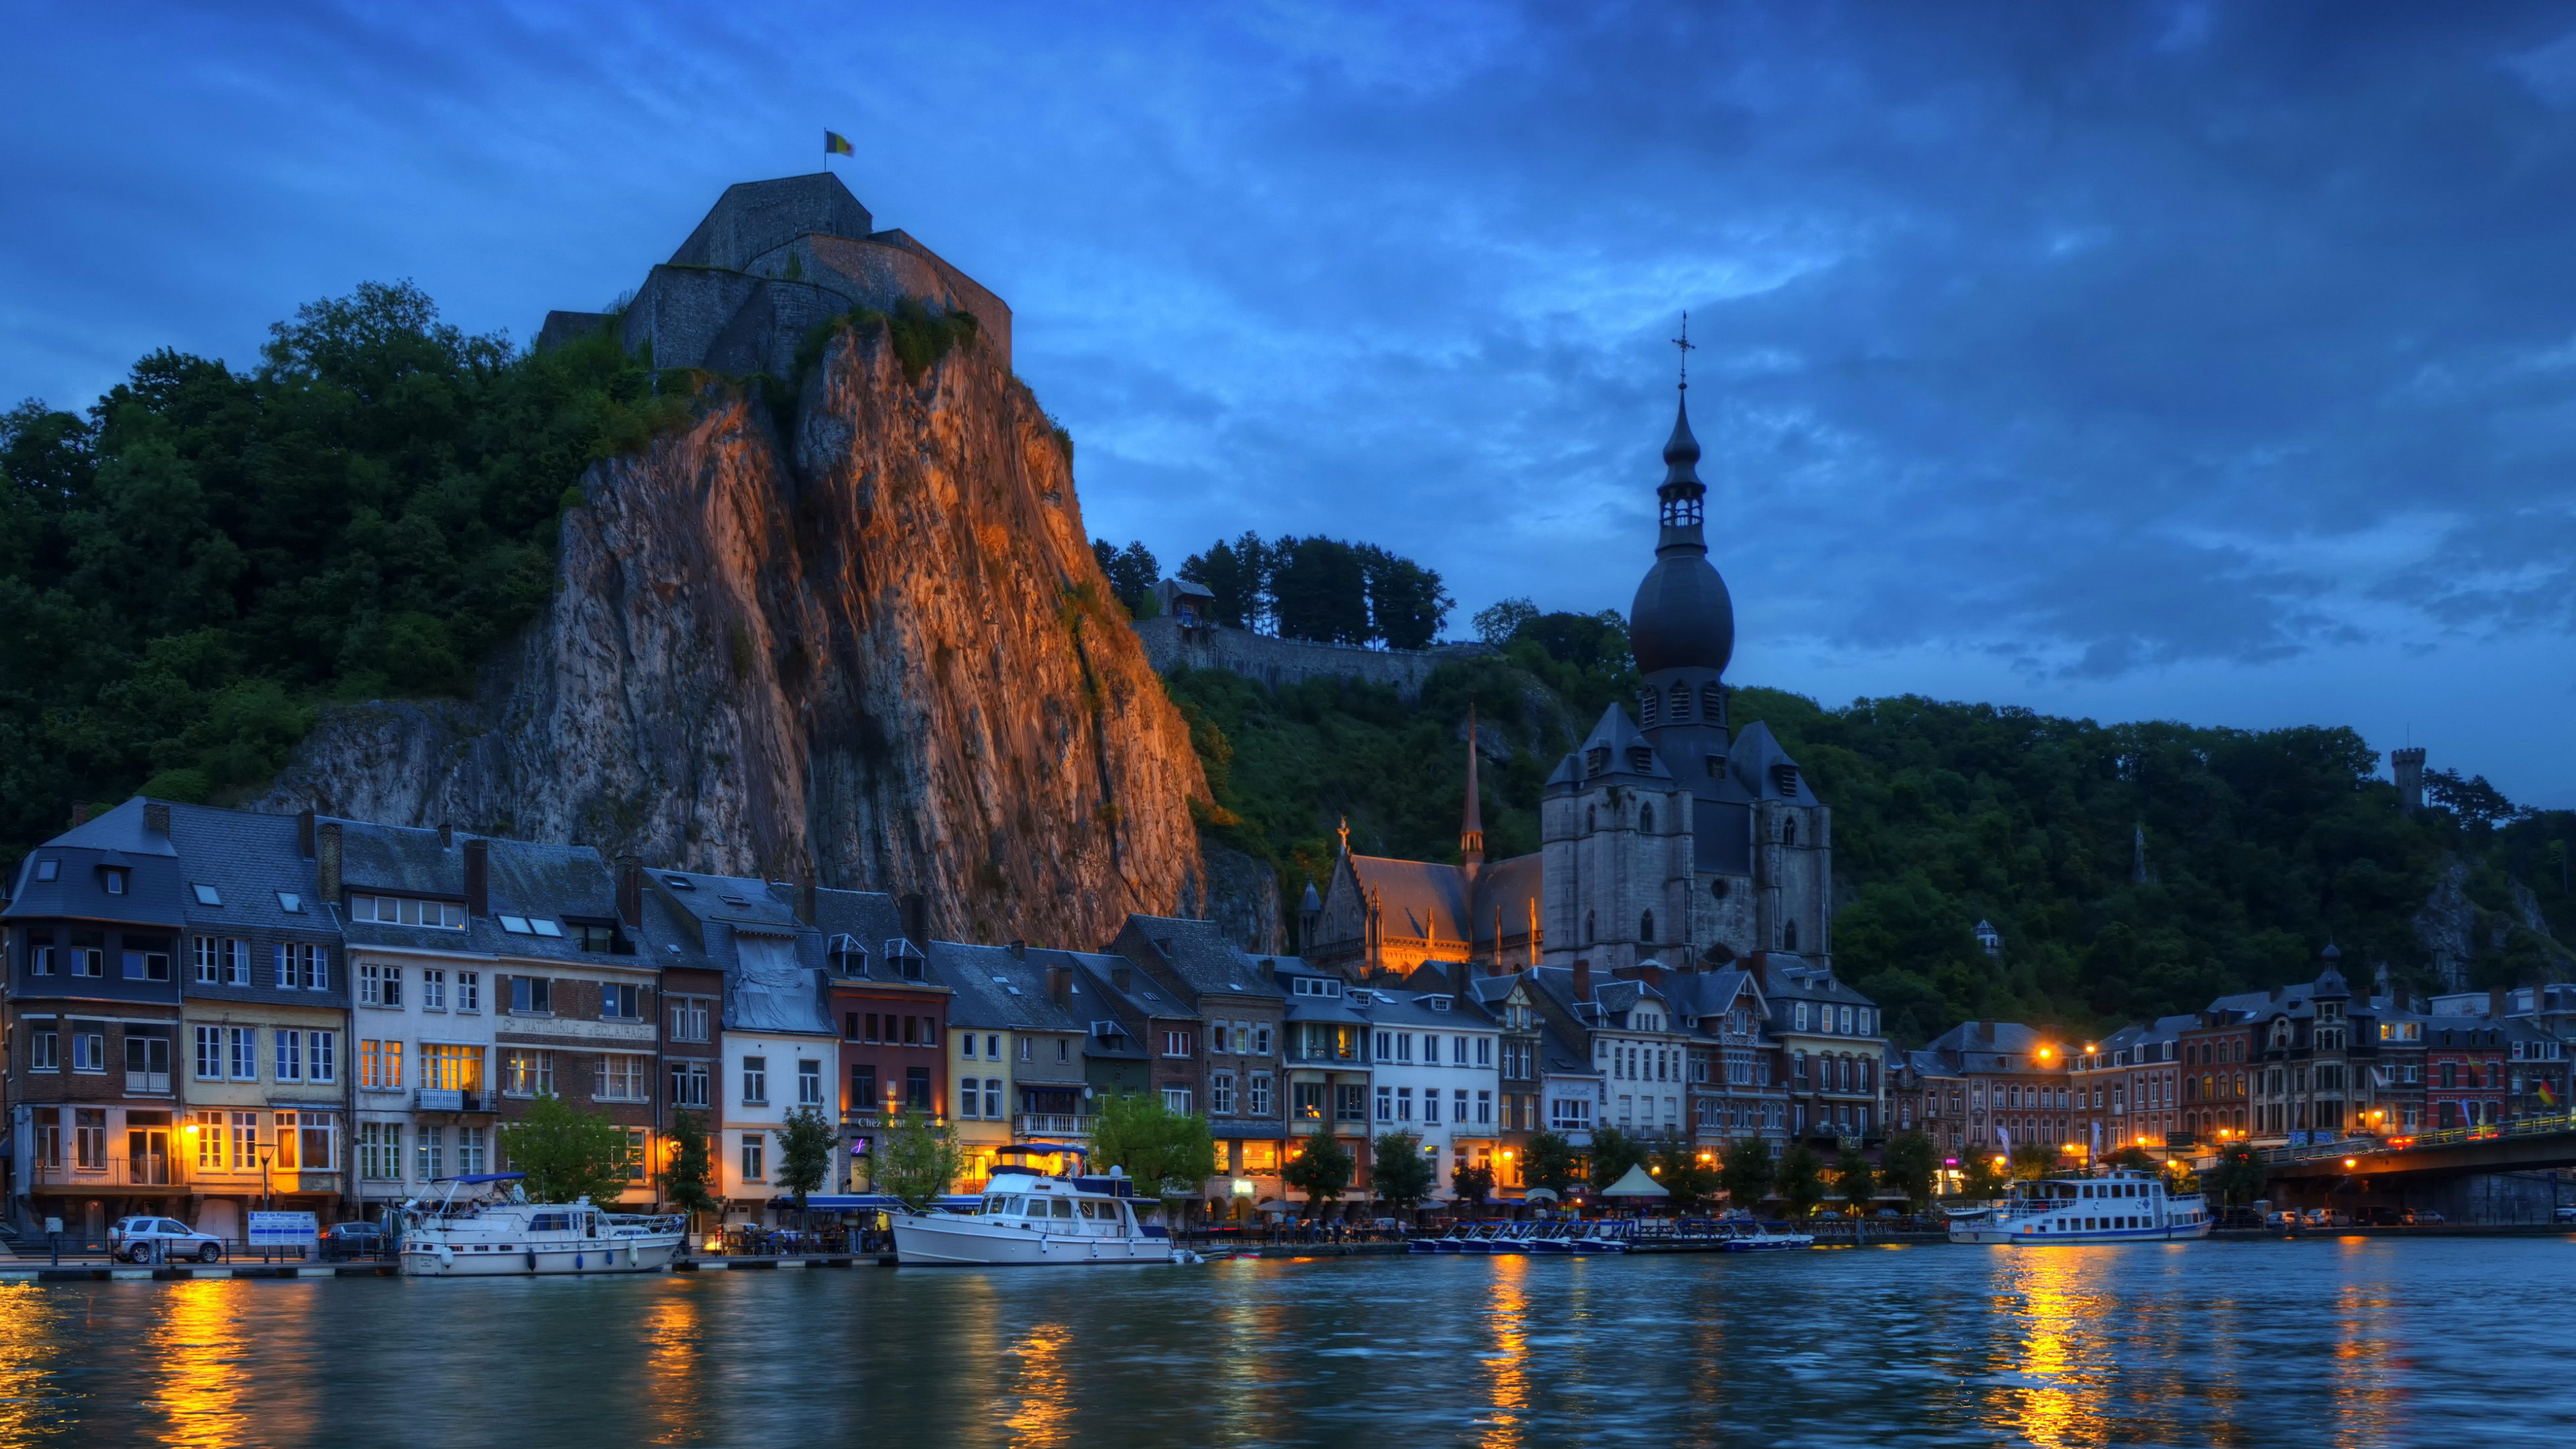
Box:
left=1460, top=708, right=1486, bottom=871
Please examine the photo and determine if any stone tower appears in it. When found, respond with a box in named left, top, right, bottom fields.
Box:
left=2392, top=747, right=2426, bottom=814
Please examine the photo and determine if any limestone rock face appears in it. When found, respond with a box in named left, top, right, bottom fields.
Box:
left=254, top=322, right=1222, bottom=949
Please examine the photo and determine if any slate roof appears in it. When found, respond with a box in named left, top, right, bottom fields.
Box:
left=1116, top=914, right=1282, bottom=1001
left=5, top=798, right=189, bottom=928
left=932, top=941, right=1084, bottom=1036
left=333, top=819, right=631, bottom=967
left=1545, top=705, right=1674, bottom=792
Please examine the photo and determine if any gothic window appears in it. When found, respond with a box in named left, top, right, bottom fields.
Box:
left=1668, top=682, right=1692, bottom=723
left=1585, top=910, right=1597, bottom=945
left=1640, top=911, right=1655, bottom=942
left=1586, top=805, right=1595, bottom=831
left=1783, top=817, right=1798, bottom=848
left=1783, top=919, right=1799, bottom=951
left=1640, top=804, right=1654, bottom=833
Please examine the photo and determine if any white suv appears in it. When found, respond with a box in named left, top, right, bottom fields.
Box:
left=109, top=1216, right=225, bottom=1263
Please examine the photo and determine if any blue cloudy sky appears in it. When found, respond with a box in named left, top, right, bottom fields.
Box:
left=5, top=1, right=2574, bottom=802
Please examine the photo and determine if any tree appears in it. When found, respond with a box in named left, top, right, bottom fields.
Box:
left=1472, top=596, right=1539, bottom=645
left=775, top=1106, right=838, bottom=1214
left=1878, top=1131, right=1939, bottom=1212
left=2106, top=1144, right=2156, bottom=1173
left=863, top=1107, right=960, bottom=1212
left=1585, top=1126, right=1649, bottom=1192
left=1835, top=1146, right=1878, bottom=1218
left=1280, top=1125, right=1354, bottom=1216
left=2206, top=1145, right=2267, bottom=1206
left=2009, top=1144, right=2058, bottom=1181
left=1356, top=544, right=1452, bottom=649
left=657, top=1108, right=718, bottom=1222
left=1269, top=536, right=1373, bottom=645
left=498, top=1093, right=631, bottom=1205
left=1179, top=532, right=1271, bottom=631
left=1370, top=1131, right=1436, bottom=1217
left=1652, top=1132, right=1721, bottom=1212
left=1777, top=1144, right=1826, bottom=1220
left=1090, top=1091, right=1218, bottom=1208
left=1091, top=538, right=1160, bottom=617
left=1956, top=1152, right=2007, bottom=1202
left=1521, top=1131, right=1582, bottom=1197
left=1450, top=1159, right=1495, bottom=1215
left=1720, top=1137, right=1776, bottom=1212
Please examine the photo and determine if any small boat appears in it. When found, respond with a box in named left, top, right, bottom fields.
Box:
left=890, top=1144, right=1182, bottom=1267
left=1525, top=1222, right=1578, bottom=1253
left=1567, top=1220, right=1633, bottom=1254
left=1718, top=1221, right=1814, bottom=1252
left=1948, top=1168, right=2212, bottom=1245
left=398, top=1173, right=686, bottom=1277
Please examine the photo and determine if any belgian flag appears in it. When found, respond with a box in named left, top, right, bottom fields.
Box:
left=825, top=130, right=855, bottom=156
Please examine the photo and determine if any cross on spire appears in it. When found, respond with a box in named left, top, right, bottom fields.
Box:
left=1671, top=310, right=1697, bottom=391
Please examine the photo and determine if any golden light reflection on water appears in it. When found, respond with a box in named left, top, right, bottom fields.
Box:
left=2330, top=1241, right=2404, bottom=1444
left=0, top=1283, right=66, bottom=1443
left=146, top=1281, right=252, bottom=1448
left=1003, top=1322, right=1072, bottom=1447
left=1988, top=1250, right=2117, bottom=1449
left=1479, top=1254, right=1532, bottom=1448
left=642, top=1284, right=705, bottom=1446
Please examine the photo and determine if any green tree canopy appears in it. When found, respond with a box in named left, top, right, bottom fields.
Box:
left=1520, top=1131, right=1582, bottom=1197
left=775, top=1106, right=839, bottom=1210
left=1369, top=1131, right=1436, bottom=1216
left=1090, top=1091, right=1216, bottom=1203
left=1651, top=1132, right=1721, bottom=1212
left=657, top=1108, right=718, bottom=1219
left=1280, top=1125, right=1354, bottom=1214
left=1585, top=1126, right=1650, bottom=1193
left=2205, top=1146, right=2269, bottom=1207
left=1777, top=1144, right=1826, bottom=1220
left=863, top=1107, right=960, bottom=1212
left=1720, top=1137, right=1776, bottom=1211
left=498, top=1093, right=631, bottom=1205
left=1878, top=1132, right=1939, bottom=1212
left=1450, top=1159, right=1495, bottom=1213
left=1834, top=1146, right=1878, bottom=1218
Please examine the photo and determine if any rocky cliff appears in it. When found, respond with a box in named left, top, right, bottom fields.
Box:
left=254, top=319, right=1271, bottom=949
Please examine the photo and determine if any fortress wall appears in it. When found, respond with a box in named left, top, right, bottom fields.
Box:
left=1132, top=618, right=1494, bottom=702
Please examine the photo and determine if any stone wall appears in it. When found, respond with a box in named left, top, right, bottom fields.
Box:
left=1132, top=618, right=1494, bottom=701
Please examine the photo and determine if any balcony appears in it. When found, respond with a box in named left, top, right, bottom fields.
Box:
left=30, top=1157, right=188, bottom=1193
left=1016, top=1113, right=1093, bottom=1138
left=125, top=1071, right=173, bottom=1095
left=415, top=1089, right=491, bottom=1114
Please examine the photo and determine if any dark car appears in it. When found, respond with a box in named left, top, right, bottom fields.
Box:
left=322, top=1222, right=389, bottom=1260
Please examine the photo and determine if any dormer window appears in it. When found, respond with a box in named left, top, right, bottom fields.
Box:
left=828, top=934, right=867, bottom=975
left=1706, top=755, right=1726, bottom=779
left=1585, top=747, right=1609, bottom=775
left=1628, top=746, right=1654, bottom=773
left=1773, top=765, right=1799, bottom=796
left=663, top=875, right=694, bottom=889
left=101, top=868, right=127, bottom=896
left=277, top=892, right=304, bottom=914
left=34, top=859, right=58, bottom=882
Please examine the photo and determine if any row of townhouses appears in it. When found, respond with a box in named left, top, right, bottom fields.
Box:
left=1888, top=946, right=2574, bottom=1171
left=2, top=797, right=1893, bottom=1242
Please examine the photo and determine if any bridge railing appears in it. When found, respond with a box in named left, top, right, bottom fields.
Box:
left=2253, top=1110, right=2576, bottom=1165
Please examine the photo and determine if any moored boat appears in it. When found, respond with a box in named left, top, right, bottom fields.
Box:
left=890, top=1144, right=1184, bottom=1267
left=398, top=1173, right=687, bottom=1277
left=1947, top=1168, right=2212, bottom=1245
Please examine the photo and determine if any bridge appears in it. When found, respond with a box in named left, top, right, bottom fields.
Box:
left=2253, top=1115, right=2576, bottom=1220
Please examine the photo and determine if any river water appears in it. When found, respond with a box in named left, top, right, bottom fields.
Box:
left=1, top=1238, right=2570, bottom=1447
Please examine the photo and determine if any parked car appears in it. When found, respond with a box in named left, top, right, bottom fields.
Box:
left=2264, top=1210, right=2301, bottom=1229
left=2217, top=1208, right=2265, bottom=1230
left=2407, top=1210, right=2445, bottom=1224
left=109, top=1216, right=224, bottom=1263
left=322, top=1222, right=388, bottom=1259
left=2553, top=1205, right=2575, bottom=1225
left=2302, top=1208, right=2352, bottom=1228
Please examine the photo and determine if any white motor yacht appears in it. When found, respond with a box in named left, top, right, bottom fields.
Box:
left=1948, top=1168, right=2212, bottom=1245
left=890, top=1144, right=1185, bottom=1267
left=398, top=1172, right=688, bottom=1277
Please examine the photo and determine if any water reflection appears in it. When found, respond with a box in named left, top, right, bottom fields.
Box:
left=0, top=1283, right=67, bottom=1443
left=641, top=1283, right=705, bottom=1446
left=1990, top=1250, right=2116, bottom=1449
left=1480, top=1254, right=1531, bottom=1448
left=1003, top=1322, right=1071, bottom=1446
left=146, top=1281, right=252, bottom=1448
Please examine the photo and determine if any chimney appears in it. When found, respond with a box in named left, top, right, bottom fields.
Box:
left=143, top=802, right=170, bottom=837
left=2269, top=984, right=2285, bottom=1002
left=1572, top=958, right=1592, bottom=1000
left=2489, top=987, right=2508, bottom=1020
left=439, top=822, right=453, bottom=849
left=900, top=892, right=928, bottom=947
left=317, top=822, right=343, bottom=904
left=464, top=838, right=490, bottom=918
left=1047, top=963, right=1069, bottom=1006
left=1008, top=939, right=1026, bottom=961
left=616, top=855, right=643, bottom=929
left=797, top=871, right=818, bottom=926
left=1638, top=960, right=1662, bottom=989
left=297, top=810, right=315, bottom=859
left=69, top=802, right=89, bottom=828
left=1112, top=964, right=1132, bottom=993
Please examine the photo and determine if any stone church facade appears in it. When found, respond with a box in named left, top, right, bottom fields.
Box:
left=1305, top=390, right=1833, bottom=979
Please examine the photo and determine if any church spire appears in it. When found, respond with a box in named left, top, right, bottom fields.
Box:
left=1658, top=313, right=1707, bottom=556
left=1460, top=708, right=1485, bottom=869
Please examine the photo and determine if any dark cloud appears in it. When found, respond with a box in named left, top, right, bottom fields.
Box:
left=5, top=0, right=2574, bottom=795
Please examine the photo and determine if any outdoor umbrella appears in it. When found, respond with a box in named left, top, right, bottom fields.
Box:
left=1522, top=1187, right=1561, bottom=1203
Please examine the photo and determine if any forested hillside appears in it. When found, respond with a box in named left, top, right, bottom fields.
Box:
left=0, top=282, right=678, bottom=855
left=1171, top=604, right=2576, bottom=1042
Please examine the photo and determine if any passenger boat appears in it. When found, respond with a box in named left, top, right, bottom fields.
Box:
left=398, top=1173, right=688, bottom=1277
left=890, top=1144, right=1184, bottom=1267
left=1947, top=1168, right=2212, bottom=1245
